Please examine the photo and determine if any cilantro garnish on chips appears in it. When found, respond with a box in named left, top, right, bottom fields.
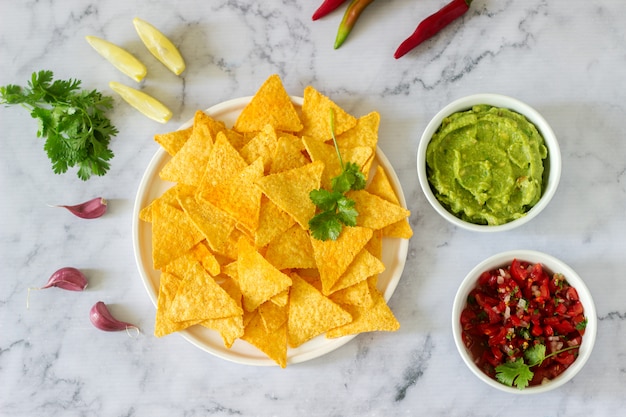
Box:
left=309, top=109, right=366, bottom=241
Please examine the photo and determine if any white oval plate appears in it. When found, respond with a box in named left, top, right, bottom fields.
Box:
left=132, top=96, right=410, bottom=366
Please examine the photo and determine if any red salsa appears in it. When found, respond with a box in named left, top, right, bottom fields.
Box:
left=460, top=259, right=587, bottom=387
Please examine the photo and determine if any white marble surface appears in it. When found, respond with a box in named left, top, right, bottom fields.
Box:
left=1, top=0, right=625, bottom=416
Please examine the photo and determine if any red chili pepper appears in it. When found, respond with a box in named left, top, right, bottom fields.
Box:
left=394, top=0, right=472, bottom=59
left=312, top=0, right=348, bottom=21
left=334, top=0, right=376, bottom=49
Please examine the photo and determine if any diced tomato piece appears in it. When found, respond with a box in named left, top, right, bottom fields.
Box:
left=567, top=300, right=584, bottom=317
left=460, top=309, right=476, bottom=329
left=475, top=293, right=498, bottom=308
left=543, top=325, right=554, bottom=337
left=531, top=324, right=543, bottom=337
left=555, top=302, right=567, bottom=315
left=554, top=320, right=577, bottom=335
left=565, top=287, right=579, bottom=301
left=510, top=258, right=529, bottom=282
left=554, top=351, right=577, bottom=366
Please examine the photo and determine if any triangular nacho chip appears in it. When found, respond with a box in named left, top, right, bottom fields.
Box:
left=240, top=124, right=278, bottom=173
left=287, top=274, right=352, bottom=348
left=255, top=196, right=296, bottom=248
left=265, top=223, right=316, bottom=270
left=169, top=261, right=243, bottom=322
left=269, top=133, right=310, bottom=174
left=154, top=272, right=201, bottom=337
left=199, top=158, right=264, bottom=234
left=234, top=74, right=303, bottom=133
left=198, top=131, right=248, bottom=190
left=241, top=310, right=288, bottom=368
left=326, top=286, right=400, bottom=338
left=152, top=202, right=204, bottom=270
left=255, top=160, right=324, bottom=229
left=237, top=238, right=292, bottom=312
left=336, top=111, right=380, bottom=149
left=299, top=86, right=357, bottom=141
left=347, top=190, right=411, bottom=230
left=310, top=226, right=373, bottom=295
left=154, top=126, right=192, bottom=156
left=367, top=166, right=413, bottom=239
left=329, top=248, right=385, bottom=294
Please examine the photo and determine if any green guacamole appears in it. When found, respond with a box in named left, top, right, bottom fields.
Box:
left=426, top=105, right=548, bottom=225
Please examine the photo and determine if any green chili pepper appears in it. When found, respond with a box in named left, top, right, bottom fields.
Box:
left=334, top=0, right=375, bottom=49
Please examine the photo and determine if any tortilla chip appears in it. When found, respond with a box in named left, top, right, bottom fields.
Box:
left=310, top=226, right=373, bottom=295
left=287, top=274, right=352, bottom=348
left=302, top=136, right=372, bottom=189
left=190, top=242, right=221, bottom=277
left=154, top=272, right=201, bottom=337
left=177, top=191, right=236, bottom=253
left=198, top=131, right=248, bottom=190
left=200, top=315, right=244, bottom=349
left=258, top=300, right=288, bottom=333
left=159, top=118, right=215, bottom=186
left=328, top=279, right=373, bottom=308
left=152, top=202, right=204, bottom=270
left=199, top=158, right=264, bottom=234
left=326, top=286, right=400, bottom=338
left=347, top=190, right=411, bottom=230
left=255, top=161, right=324, bottom=229
left=336, top=111, right=380, bottom=149
left=234, top=74, right=303, bottom=133
left=270, top=133, right=310, bottom=174
left=240, top=124, right=278, bottom=173
left=241, top=310, right=288, bottom=368
left=329, top=248, right=385, bottom=294
left=154, top=126, right=192, bottom=156
left=299, top=86, right=357, bottom=141
left=237, top=238, right=292, bottom=312
left=139, top=184, right=195, bottom=223
left=366, top=166, right=413, bottom=238
left=255, top=196, right=296, bottom=248
left=169, top=261, right=243, bottom=322
left=265, top=223, right=316, bottom=270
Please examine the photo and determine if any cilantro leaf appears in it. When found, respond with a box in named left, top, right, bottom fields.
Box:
left=524, top=343, right=546, bottom=367
left=495, top=358, right=534, bottom=390
left=308, top=108, right=366, bottom=241
left=0, top=70, right=117, bottom=180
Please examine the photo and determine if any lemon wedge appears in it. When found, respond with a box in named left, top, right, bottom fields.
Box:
left=85, top=36, right=147, bottom=82
left=133, top=17, right=186, bottom=75
left=109, top=81, right=172, bottom=123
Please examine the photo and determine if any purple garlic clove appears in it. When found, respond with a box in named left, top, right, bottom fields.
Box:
left=89, top=301, right=139, bottom=332
left=57, top=197, right=107, bottom=219
left=41, top=267, right=88, bottom=291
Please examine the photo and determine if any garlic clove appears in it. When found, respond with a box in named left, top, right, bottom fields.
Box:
left=41, top=267, right=88, bottom=291
left=56, top=197, right=107, bottom=219
left=89, top=301, right=139, bottom=332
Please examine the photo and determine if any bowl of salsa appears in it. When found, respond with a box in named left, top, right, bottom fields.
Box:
left=417, top=94, right=561, bottom=231
left=452, top=250, right=597, bottom=393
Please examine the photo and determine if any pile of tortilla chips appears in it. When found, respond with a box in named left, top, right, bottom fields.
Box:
left=140, top=74, right=412, bottom=367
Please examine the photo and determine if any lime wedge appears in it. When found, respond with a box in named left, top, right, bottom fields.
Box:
left=133, top=17, right=186, bottom=75
left=109, top=81, right=172, bottom=123
left=85, top=35, right=147, bottom=82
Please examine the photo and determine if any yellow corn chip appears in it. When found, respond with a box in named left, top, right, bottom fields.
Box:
left=177, top=191, right=236, bottom=253
left=240, top=124, right=278, bottom=173
left=326, top=286, right=400, bottom=338
left=237, top=238, right=292, bottom=312
left=154, top=272, right=201, bottom=337
left=169, top=261, right=243, bottom=322
left=199, top=158, right=264, bottom=234
left=329, top=248, right=385, bottom=294
left=139, top=184, right=195, bottom=223
left=200, top=315, right=244, bottom=349
left=310, top=226, right=373, bottom=295
left=255, top=160, right=324, bottom=229
left=234, top=74, right=303, bottom=133
left=287, top=274, right=352, bottom=348
left=366, top=166, right=413, bottom=238
left=190, top=242, right=221, bottom=277
left=270, top=289, right=289, bottom=307
left=152, top=202, right=204, bottom=270
left=299, top=85, right=357, bottom=141
left=154, top=126, right=192, bottom=156
left=198, top=131, right=248, bottom=190
left=159, top=117, right=215, bottom=186
left=265, top=223, right=316, bottom=270
left=269, top=133, right=310, bottom=174
left=258, top=300, right=288, bottom=333
left=254, top=196, right=296, bottom=248
left=302, top=136, right=372, bottom=189
left=365, top=229, right=384, bottom=259
left=328, top=279, right=373, bottom=308
left=336, top=111, right=380, bottom=149
left=347, top=190, right=411, bottom=230
left=241, top=310, right=288, bottom=368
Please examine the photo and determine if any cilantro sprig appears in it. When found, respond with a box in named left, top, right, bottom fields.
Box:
left=0, top=70, right=118, bottom=180
left=308, top=109, right=366, bottom=241
left=495, top=343, right=580, bottom=389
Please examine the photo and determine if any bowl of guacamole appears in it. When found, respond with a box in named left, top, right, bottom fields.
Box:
left=417, top=94, right=561, bottom=231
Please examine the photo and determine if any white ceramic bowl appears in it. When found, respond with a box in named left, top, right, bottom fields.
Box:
left=417, top=94, right=561, bottom=232
left=452, top=250, right=597, bottom=394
